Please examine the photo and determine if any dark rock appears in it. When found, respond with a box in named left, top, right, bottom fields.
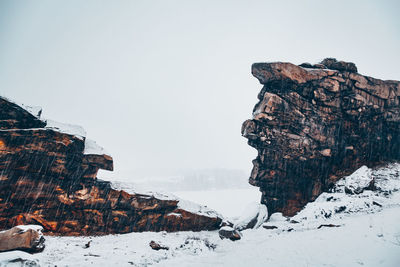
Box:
left=0, top=96, right=223, bottom=235
left=299, top=62, right=313, bottom=68
left=218, top=226, right=241, bottom=241
left=84, top=241, right=91, bottom=249
left=0, top=97, right=46, bottom=130
left=320, top=58, right=358, bottom=73
left=317, top=224, right=341, bottom=229
left=262, top=225, right=278, bottom=230
left=243, top=60, right=399, bottom=216
left=149, top=240, right=169, bottom=250
left=372, top=201, right=382, bottom=207
left=334, top=206, right=347, bottom=213
left=0, top=225, right=45, bottom=253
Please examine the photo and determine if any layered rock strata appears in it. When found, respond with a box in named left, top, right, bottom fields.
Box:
left=242, top=58, right=400, bottom=216
left=0, top=97, right=222, bottom=235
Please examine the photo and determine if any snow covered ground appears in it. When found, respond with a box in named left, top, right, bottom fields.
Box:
left=1, top=163, right=400, bottom=266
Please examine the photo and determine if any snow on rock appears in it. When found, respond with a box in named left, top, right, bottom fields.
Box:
left=111, top=180, right=223, bottom=219
left=84, top=138, right=109, bottom=156
left=0, top=225, right=45, bottom=254
left=339, top=165, right=374, bottom=194
left=45, top=119, right=86, bottom=139
left=234, top=202, right=268, bottom=230
left=1, top=96, right=43, bottom=119
left=292, top=163, right=400, bottom=224
left=268, top=212, right=288, bottom=223
left=15, top=225, right=43, bottom=234
left=26, top=163, right=400, bottom=266
left=21, top=105, right=42, bottom=119
left=177, top=199, right=223, bottom=219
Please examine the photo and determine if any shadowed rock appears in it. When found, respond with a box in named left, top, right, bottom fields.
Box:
left=242, top=58, right=400, bottom=216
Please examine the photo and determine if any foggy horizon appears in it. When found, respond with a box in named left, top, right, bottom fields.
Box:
left=1, top=0, right=399, bottom=181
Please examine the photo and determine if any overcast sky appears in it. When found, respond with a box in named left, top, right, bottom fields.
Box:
left=0, top=0, right=399, bottom=180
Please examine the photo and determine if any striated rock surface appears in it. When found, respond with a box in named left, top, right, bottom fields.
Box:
left=242, top=58, right=400, bottom=216
left=0, top=97, right=222, bottom=235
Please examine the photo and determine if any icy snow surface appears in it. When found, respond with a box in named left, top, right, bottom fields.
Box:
left=6, top=163, right=400, bottom=266
left=45, top=119, right=86, bottom=140
left=84, top=138, right=109, bottom=156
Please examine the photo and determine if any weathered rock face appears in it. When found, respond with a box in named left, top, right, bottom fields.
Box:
left=0, top=97, right=222, bottom=235
left=242, top=58, right=400, bottom=216
left=0, top=225, right=45, bottom=253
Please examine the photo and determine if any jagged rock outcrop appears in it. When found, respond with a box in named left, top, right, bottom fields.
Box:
left=0, top=97, right=222, bottom=235
left=242, top=58, right=400, bottom=216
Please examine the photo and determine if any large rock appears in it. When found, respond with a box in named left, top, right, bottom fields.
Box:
left=242, top=58, right=400, bottom=216
left=0, top=96, right=222, bottom=235
left=234, top=202, right=268, bottom=231
left=0, top=225, right=45, bottom=253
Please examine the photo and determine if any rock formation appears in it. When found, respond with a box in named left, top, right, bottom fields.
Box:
left=0, top=225, right=45, bottom=253
left=242, top=58, right=400, bottom=216
left=0, top=97, right=222, bottom=235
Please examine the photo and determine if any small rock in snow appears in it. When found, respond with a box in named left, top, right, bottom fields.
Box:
left=149, top=241, right=169, bottom=251
left=218, top=226, right=241, bottom=241
left=343, top=166, right=374, bottom=194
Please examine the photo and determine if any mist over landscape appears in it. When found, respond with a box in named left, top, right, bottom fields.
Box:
left=0, top=1, right=399, bottom=266
left=1, top=0, right=399, bottom=185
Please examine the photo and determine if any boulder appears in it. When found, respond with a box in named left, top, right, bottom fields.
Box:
left=234, top=202, right=268, bottom=231
left=0, top=96, right=223, bottom=235
left=342, top=166, right=375, bottom=194
left=0, top=225, right=45, bottom=253
left=242, top=58, right=400, bottom=216
left=218, top=226, right=241, bottom=241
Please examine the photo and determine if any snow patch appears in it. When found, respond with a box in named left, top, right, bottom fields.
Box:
left=84, top=138, right=109, bottom=156
left=45, top=119, right=86, bottom=139
left=177, top=199, right=222, bottom=219
left=15, top=225, right=43, bottom=233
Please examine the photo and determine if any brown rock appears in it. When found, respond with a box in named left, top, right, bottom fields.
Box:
left=149, top=240, right=169, bottom=250
left=320, top=58, right=358, bottom=73
left=242, top=59, right=400, bottom=216
left=0, top=225, right=45, bottom=253
left=0, top=97, right=223, bottom=235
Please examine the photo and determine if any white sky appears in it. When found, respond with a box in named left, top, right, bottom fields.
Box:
left=0, top=0, right=399, bottom=180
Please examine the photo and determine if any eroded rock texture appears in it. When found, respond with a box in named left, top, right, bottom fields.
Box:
left=0, top=97, right=222, bottom=235
left=242, top=58, right=400, bottom=216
